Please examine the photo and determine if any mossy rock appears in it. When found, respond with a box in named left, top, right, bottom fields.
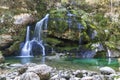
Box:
left=58, top=46, right=77, bottom=51
left=94, top=51, right=106, bottom=58
left=4, top=41, right=21, bottom=56
left=0, top=51, right=5, bottom=63
left=45, top=37, right=62, bottom=46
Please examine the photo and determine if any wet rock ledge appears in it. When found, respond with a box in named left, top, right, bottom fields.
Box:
left=0, top=63, right=120, bottom=80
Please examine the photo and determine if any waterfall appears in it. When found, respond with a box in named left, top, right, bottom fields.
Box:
left=20, top=14, right=49, bottom=57
left=33, top=14, right=49, bottom=41
left=20, top=26, right=32, bottom=57
left=32, top=14, right=49, bottom=56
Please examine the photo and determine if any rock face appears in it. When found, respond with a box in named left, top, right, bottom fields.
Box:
left=13, top=13, right=34, bottom=25
left=99, top=66, right=115, bottom=75
left=27, top=64, right=52, bottom=80
left=0, top=53, right=4, bottom=63
left=0, top=34, right=13, bottom=48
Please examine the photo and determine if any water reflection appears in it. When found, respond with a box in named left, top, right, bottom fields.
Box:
left=20, top=57, right=32, bottom=64
left=19, top=56, right=46, bottom=64
left=108, top=58, right=112, bottom=64
left=67, top=57, right=119, bottom=68
left=6, top=57, right=119, bottom=71
left=41, top=56, right=46, bottom=64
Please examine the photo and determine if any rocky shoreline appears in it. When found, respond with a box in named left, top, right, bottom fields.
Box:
left=0, top=63, right=120, bottom=80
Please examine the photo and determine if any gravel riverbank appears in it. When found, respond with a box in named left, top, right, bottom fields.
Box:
left=0, top=63, right=120, bottom=80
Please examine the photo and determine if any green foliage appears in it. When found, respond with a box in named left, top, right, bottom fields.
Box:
left=49, top=9, right=68, bottom=33
left=8, top=41, right=20, bottom=52
left=94, top=51, right=106, bottom=58
left=105, top=41, right=116, bottom=49
left=94, top=13, right=109, bottom=27
left=81, top=20, right=87, bottom=29
left=45, top=38, right=62, bottom=46
left=0, top=51, right=3, bottom=54
left=57, top=46, right=78, bottom=52
left=34, top=0, right=48, bottom=18
left=114, top=76, right=120, bottom=80
left=89, top=24, right=97, bottom=29
left=82, top=32, right=90, bottom=42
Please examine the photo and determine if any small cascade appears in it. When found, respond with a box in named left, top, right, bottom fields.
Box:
left=110, top=0, right=113, bottom=13
left=107, top=48, right=112, bottom=58
left=20, top=14, right=49, bottom=57
left=20, top=26, right=32, bottom=57
left=91, top=30, right=97, bottom=39
left=107, top=48, right=112, bottom=64
left=77, top=23, right=84, bottom=44
left=67, top=11, right=84, bottom=45
left=33, top=14, right=49, bottom=41
left=26, top=26, right=30, bottom=41
left=67, top=11, right=75, bottom=29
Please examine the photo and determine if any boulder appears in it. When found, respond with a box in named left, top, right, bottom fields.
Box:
left=50, top=74, right=59, bottom=80
left=73, top=70, right=83, bottom=78
left=0, top=75, right=6, bottom=80
left=20, top=72, right=40, bottom=80
left=14, top=76, right=21, bottom=80
left=69, top=77, right=81, bottom=80
left=50, top=74, right=66, bottom=80
left=27, top=64, right=52, bottom=80
left=5, top=71, right=19, bottom=80
left=18, top=63, right=37, bottom=74
left=81, top=76, right=93, bottom=80
left=18, top=66, right=28, bottom=74
left=93, top=75, right=104, bottom=80
left=99, top=67, right=115, bottom=75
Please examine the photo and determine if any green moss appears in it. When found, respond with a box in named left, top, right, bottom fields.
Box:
left=8, top=41, right=20, bottom=53
left=0, top=51, right=3, bottom=54
left=57, top=46, right=78, bottom=52
left=45, top=37, right=62, bottom=46
left=94, top=51, right=106, bottom=58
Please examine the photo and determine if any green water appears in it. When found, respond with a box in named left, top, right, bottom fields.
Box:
left=5, top=57, right=120, bottom=71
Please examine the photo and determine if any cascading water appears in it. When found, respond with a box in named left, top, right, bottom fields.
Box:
left=91, top=30, right=97, bottom=39
left=77, top=23, right=84, bottom=44
left=20, top=26, right=32, bottom=57
left=67, top=11, right=75, bottom=29
left=107, top=48, right=112, bottom=64
left=32, top=14, right=49, bottom=56
left=110, top=0, right=113, bottom=13
left=67, top=11, right=84, bottom=44
left=107, top=48, right=112, bottom=58
left=20, top=14, right=49, bottom=57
